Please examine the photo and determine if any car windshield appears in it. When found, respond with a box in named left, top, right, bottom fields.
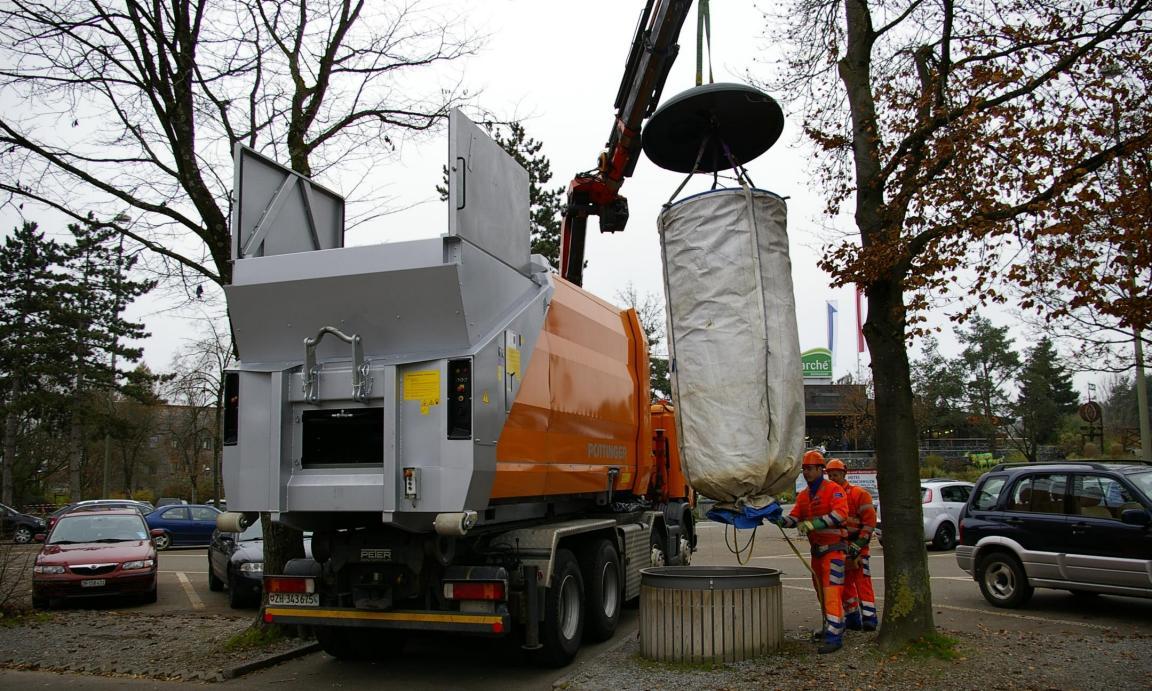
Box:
left=49, top=515, right=148, bottom=544
left=1128, top=471, right=1152, bottom=500
left=238, top=521, right=263, bottom=541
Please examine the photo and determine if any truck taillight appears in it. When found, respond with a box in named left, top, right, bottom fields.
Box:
left=443, top=581, right=505, bottom=601
left=264, top=576, right=315, bottom=594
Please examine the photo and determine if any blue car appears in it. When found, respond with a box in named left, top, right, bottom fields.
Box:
left=145, top=504, right=221, bottom=550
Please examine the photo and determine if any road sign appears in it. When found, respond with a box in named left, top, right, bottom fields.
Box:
left=1079, top=402, right=1102, bottom=424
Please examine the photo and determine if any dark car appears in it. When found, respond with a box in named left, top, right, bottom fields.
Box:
left=146, top=504, right=221, bottom=550
left=956, top=460, right=1152, bottom=608
left=208, top=520, right=312, bottom=609
left=0, top=502, right=47, bottom=544
left=32, top=508, right=163, bottom=608
left=46, top=500, right=155, bottom=532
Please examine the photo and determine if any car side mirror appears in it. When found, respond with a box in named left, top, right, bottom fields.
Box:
left=34, top=533, right=45, bottom=543
left=1121, top=508, right=1151, bottom=526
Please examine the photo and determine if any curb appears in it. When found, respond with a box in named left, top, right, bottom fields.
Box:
left=220, top=642, right=321, bottom=680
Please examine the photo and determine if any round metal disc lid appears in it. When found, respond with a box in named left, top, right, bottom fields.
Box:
left=642, top=83, right=784, bottom=173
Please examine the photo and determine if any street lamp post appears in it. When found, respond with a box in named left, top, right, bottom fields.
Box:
left=1103, top=65, right=1151, bottom=461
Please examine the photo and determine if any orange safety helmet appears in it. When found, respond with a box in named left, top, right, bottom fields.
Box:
left=825, top=459, right=847, bottom=472
left=801, top=450, right=826, bottom=467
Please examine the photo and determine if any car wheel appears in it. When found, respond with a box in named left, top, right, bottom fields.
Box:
left=153, top=532, right=171, bottom=551
left=207, top=557, right=224, bottom=592
left=227, top=572, right=252, bottom=609
left=977, top=551, right=1034, bottom=608
left=14, top=526, right=33, bottom=544
left=579, top=538, right=622, bottom=643
left=141, top=581, right=158, bottom=604
left=931, top=523, right=957, bottom=551
left=533, top=548, right=584, bottom=668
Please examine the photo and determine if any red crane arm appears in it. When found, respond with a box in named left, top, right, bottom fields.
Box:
left=559, top=0, right=693, bottom=286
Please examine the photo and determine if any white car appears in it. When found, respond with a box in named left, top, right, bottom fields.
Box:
left=875, top=479, right=975, bottom=551
left=918, top=479, right=975, bottom=550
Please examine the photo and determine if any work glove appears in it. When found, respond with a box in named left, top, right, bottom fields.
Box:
left=847, top=544, right=861, bottom=560
left=797, top=520, right=816, bottom=535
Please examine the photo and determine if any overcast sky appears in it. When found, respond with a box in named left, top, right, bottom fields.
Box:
left=5, top=0, right=1038, bottom=386
left=355, top=0, right=870, bottom=376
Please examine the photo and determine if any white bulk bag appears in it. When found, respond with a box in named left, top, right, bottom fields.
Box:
left=658, top=188, right=804, bottom=505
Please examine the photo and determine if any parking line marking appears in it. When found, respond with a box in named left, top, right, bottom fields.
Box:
left=930, top=603, right=1113, bottom=630
left=176, top=571, right=205, bottom=610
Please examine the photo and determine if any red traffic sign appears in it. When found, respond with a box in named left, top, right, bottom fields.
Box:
left=1078, top=402, right=1102, bottom=424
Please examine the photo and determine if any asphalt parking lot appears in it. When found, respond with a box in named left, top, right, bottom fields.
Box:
left=3, top=521, right=1150, bottom=690
left=9, top=521, right=1151, bottom=637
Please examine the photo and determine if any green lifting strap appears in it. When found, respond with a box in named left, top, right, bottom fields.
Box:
left=695, top=0, right=713, bottom=86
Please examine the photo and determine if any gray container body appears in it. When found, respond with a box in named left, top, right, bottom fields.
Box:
left=221, top=110, right=553, bottom=533
left=639, top=566, right=783, bottom=662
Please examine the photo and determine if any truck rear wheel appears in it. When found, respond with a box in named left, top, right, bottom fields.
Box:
left=580, top=539, right=621, bottom=643
left=536, top=548, right=584, bottom=667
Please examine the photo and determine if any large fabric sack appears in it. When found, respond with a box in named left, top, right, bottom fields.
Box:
left=658, top=187, right=804, bottom=506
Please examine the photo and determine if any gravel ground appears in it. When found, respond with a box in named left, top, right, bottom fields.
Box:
left=2, top=609, right=1150, bottom=688
left=0, top=609, right=310, bottom=682
left=558, top=626, right=1152, bottom=691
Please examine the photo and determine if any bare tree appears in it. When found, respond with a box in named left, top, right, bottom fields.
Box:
left=0, top=0, right=481, bottom=610
left=0, top=0, right=480, bottom=287
left=758, top=0, right=1152, bottom=647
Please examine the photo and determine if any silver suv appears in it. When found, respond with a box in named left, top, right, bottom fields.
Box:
left=956, top=461, right=1152, bottom=608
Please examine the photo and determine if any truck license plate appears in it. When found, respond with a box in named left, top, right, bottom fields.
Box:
left=267, top=592, right=319, bottom=606
left=81, top=579, right=106, bottom=588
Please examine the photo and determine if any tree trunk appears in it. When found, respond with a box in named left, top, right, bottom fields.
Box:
left=70, top=411, right=83, bottom=499
left=868, top=279, right=936, bottom=647
left=2, top=407, right=16, bottom=505
left=258, top=514, right=306, bottom=634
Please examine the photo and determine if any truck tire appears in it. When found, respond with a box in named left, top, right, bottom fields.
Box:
left=536, top=548, right=584, bottom=667
left=580, top=539, right=622, bottom=643
left=977, top=551, right=1033, bottom=608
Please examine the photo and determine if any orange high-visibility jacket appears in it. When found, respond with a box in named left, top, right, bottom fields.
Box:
left=790, top=478, right=849, bottom=547
left=842, top=482, right=877, bottom=546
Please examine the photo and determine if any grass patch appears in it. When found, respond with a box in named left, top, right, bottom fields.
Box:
left=221, top=624, right=287, bottom=652
left=0, top=611, right=52, bottom=627
left=902, top=632, right=959, bottom=660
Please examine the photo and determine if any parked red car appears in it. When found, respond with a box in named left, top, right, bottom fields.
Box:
left=32, top=509, right=162, bottom=608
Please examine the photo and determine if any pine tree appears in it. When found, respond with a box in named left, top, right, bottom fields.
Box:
left=958, top=317, right=1021, bottom=454
left=1010, top=337, right=1079, bottom=461
left=910, top=335, right=970, bottom=440
left=58, top=217, right=156, bottom=497
left=0, top=222, right=71, bottom=505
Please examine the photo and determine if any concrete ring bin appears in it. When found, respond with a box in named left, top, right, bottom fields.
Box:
left=640, top=566, right=783, bottom=663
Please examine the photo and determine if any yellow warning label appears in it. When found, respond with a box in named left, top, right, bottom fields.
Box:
left=403, top=370, right=440, bottom=416
left=507, top=347, right=520, bottom=377
left=482, top=391, right=490, bottom=405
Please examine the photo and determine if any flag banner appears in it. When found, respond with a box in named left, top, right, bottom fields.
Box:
left=826, top=300, right=838, bottom=354
left=856, top=288, right=867, bottom=353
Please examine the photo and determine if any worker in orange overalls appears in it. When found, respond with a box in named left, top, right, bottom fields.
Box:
left=771, top=450, right=849, bottom=653
left=825, top=458, right=878, bottom=632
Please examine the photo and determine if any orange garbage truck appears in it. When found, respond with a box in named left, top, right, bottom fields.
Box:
left=218, top=109, right=695, bottom=667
